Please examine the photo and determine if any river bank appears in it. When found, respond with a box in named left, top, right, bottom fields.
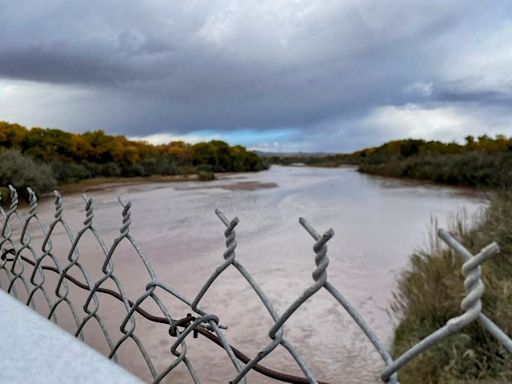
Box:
left=2, top=170, right=277, bottom=203
left=56, top=174, right=199, bottom=194
left=391, top=192, right=512, bottom=383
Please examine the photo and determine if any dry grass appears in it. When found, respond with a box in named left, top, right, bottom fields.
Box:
left=391, top=192, right=512, bottom=383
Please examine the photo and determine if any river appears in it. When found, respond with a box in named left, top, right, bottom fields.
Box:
left=7, top=166, right=486, bottom=383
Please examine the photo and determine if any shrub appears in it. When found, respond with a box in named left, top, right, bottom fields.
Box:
left=392, top=194, right=512, bottom=383
left=100, top=162, right=122, bottom=177
left=197, top=170, right=215, bottom=181
left=359, top=152, right=512, bottom=188
left=120, top=163, right=145, bottom=177
left=0, top=149, right=57, bottom=198
left=50, top=160, right=91, bottom=183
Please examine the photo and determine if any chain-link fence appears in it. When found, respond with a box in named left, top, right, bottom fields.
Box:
left=1, top=185, right=511, bottom=383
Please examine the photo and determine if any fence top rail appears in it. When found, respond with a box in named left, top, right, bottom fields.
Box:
left=0, top=289, right=143, bottom=384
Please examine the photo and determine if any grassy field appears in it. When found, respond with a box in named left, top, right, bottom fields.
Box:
left=392, top=192, right=512, bottom=383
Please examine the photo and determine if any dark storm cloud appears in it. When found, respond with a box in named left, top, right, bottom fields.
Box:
left=435, top=80, right=512, bottom=105
left=1, top=1, right=511, bottom=150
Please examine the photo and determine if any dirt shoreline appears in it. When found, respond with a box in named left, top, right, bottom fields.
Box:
left=54, top=174, right=199, bottom=195
left=2, top=171, right=276, bottom=206
left=52, top=172, right=277, bottom=196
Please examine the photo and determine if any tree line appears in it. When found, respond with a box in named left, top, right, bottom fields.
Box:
left=0, top=121, right=267, bottom=195
left=356, top=135, right=512, bottom=188
left=270, top=135, right=512, bottom=188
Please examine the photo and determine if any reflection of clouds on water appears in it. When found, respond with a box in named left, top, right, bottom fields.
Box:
left=26, top=166, right=484, bottom=383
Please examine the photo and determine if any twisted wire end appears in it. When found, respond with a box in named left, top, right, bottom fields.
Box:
left=53, top=191, right=63, bottom=220
left=8, top=185, right=18, bottom=210
left=215, top=209, right=239, bottom=233
left=447, top=240, right=500, bottom=330
left=312, top=229, right=333, bottom=284
left=215, top=209, right=230, bottom=227
left=216, top=211, right=239, bottom=261
left=226, top=217, right=239, bottom=234
left=83, top=195, right=94, bottom=227
left=119, top=197, right=132, bottom=236
left=27, top=188, right=38, bottom=216
left=299, top=217, right=319, bottom=240
left=299, top=218, right=334, bottom=284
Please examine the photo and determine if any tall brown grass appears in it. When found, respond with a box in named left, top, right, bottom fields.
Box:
left=391, top=192, right=512, bottom=383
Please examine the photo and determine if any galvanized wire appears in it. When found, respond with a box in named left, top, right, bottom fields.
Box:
left=1, top=185, right=511, bottom=384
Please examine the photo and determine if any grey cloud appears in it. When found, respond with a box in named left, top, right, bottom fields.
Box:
left=434, top=79, right=512, bottom=105
left=0, top=0, right=511, bottom=150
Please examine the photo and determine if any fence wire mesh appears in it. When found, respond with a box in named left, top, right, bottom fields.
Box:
left=0, top=185, right=511, bottom=384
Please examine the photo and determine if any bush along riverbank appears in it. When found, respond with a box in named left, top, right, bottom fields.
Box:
left=358, top=151, right=512, bottom=188
left=351, top=136, right=512, bottom=189
left=269, top=135, right=512, bottom=189
left=391, top=192, right=512, bottom=383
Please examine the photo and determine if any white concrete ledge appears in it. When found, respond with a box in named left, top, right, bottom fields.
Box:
left=0, top=290, right=144, bottom=384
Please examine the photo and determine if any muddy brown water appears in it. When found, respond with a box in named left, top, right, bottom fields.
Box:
left=2, top=166, right=486, bottom=383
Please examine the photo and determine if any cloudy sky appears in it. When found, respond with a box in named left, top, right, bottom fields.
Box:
left=0, top=1, right=511, bottom=152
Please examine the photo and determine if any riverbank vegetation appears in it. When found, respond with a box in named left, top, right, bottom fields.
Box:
left=270, top=135, right=512, bottom=188
left=392, top=193, right=512, bottom=383
left=0, top=121, right=267, bottom=197
left=357, top=136, right=512, bottom=188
